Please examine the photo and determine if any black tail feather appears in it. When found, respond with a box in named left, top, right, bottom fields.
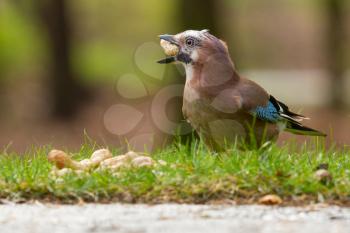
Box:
left=285, top=121, right=327, bottom=137
left=268, top=95, right=326, bottom=137
left=269, top=95, right=308, bottom=121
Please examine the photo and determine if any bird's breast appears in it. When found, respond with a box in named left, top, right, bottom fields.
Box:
left=183, top=82, right=200, bottom=103
left=183, top=84, right=209, bottom=128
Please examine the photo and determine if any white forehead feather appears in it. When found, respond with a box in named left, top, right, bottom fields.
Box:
left=182, top=29, right=210, bottom=39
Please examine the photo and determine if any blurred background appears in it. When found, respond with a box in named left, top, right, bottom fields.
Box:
left=0, top=0, right=349, bottom=152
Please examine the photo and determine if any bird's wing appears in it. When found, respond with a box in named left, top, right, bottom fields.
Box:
left=210, top=78, right=270, bottom=115
left=210, top=88, right=243, bottom=114
left=250, top=98, right=281, bottom=123
left=231, top=78, right=325, bottom=136
left=249, top=95, right=326, bottom=136
left=249, top=95, right=305, bottom=124
left=238, top=78, right=271, bottom=109
left=236, top=78, right=305, bottom=123
left=210, top=77, right=304, bottom=124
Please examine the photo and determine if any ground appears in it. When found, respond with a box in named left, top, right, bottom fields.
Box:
left=0, top=203, right=349, bottom=233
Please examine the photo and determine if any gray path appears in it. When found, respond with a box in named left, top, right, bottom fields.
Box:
left=0, top=203, right=349, bottom=233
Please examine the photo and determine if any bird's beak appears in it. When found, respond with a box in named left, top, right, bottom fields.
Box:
left=158, top=34, right=179, bottom=46
left=157, top=34, right=179, bottom=64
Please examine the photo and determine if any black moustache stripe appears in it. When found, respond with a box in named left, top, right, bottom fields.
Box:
left=157, top=56, right=176, bottom=64
left=177, top=53, right=192, bottom=64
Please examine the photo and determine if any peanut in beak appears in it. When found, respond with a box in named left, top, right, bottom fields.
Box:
left=160, top=39, right=179, bottom=56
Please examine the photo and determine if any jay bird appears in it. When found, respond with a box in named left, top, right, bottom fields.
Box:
left=157, top=30, right=326, bottom=150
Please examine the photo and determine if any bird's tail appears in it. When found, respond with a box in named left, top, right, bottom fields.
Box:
left=285, top=121, right=327, bottom=137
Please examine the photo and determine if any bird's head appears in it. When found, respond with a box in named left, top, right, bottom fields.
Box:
left=157, top=29, right=229, bottom=66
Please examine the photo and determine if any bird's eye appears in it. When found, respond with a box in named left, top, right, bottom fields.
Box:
left=185, top=38, right=195, bottom=47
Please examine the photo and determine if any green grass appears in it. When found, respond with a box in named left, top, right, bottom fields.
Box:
left=0, top=140, right=350, bottom=205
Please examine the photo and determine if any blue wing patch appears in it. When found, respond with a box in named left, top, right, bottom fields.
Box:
left=251, top=101, right=281, bottom=123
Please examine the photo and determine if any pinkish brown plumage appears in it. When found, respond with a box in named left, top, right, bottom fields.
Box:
left=158, top=30, right=326, bottom=150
